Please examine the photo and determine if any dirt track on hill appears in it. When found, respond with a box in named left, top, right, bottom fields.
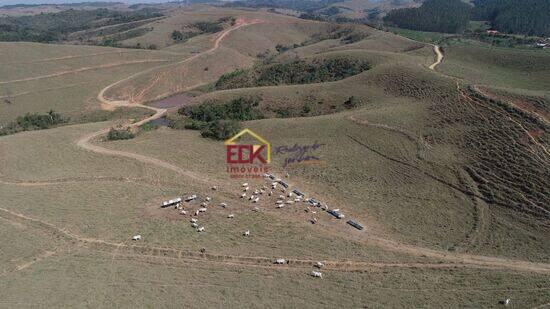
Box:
left=429, top=44, right=443, bottom=70
left=5, top=26, right=550, bottom=276
left=0, top=59, right=169, bottom=85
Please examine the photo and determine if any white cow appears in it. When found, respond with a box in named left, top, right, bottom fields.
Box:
left=191, top=218, right=198, bottom=223
left=311, top=271, right=322, bottom=278
left=228, top=214, right=235, bottom=218
left=197, top=226, right=205, bottom=232
left=198, top=207, right=207, bottom=212
left=241, top=193, right=247, bottom=198
left=132, top=235, right=141, bottom=241
left=274, top=258, right=287, bottom=264
left=180, top=210, right=187, bottom=215
left=315, top=261, right=324, bottom=268
left=191, top=223, right=198, bottom=228
left=205, top=197, right=211, bottom=202
left=243, top=230, right=250, bottom=236
left=242, top=183, right=249, bottom=187
left=219, top=203, right=227, bottom=208
left=211, top=186, right=218, bottom=191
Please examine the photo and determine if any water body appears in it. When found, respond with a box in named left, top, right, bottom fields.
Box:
left=148, top=93, right=194, bottom=109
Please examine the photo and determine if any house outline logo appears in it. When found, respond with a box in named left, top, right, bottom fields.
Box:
left=224, top=128, right=271, bottom=163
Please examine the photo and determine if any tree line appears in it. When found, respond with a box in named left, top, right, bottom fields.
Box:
left=384, top=0, right=549, bottom=36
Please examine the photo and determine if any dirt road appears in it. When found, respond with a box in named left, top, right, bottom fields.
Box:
left=429, top=44, right=443, bottom=70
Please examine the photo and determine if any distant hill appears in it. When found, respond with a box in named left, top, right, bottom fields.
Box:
left=472, top=0, right=550, bottom=37
left=383, top=0, right=471, bottom=33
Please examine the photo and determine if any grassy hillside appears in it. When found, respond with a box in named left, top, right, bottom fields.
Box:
left=439, top=40, right=550, bottom=92
left=1, top=5, right=549, bottom=307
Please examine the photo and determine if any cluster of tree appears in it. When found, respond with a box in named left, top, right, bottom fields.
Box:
left=107, top=127, right=135, bottom=140
left=171, top=30, right=198, bottom=42
left=193, top=16, right=236, bottom=34
left=176, top=97, right=263, bottom=140
left=472, top=0, right=549, bottom=37
left=0, top=110, right=67, bottom=136
left=384, top=0, right=549, bottom=36
left=215, top=57, right=370, bottom=90
left=171, top=17, right=235, bottom=44
left=0, top=8, right=163, bottom=43
left=383, top=0, right=472, bottom=34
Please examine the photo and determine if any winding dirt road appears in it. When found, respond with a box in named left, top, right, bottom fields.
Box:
left=429, top=44, right=443, bottom=70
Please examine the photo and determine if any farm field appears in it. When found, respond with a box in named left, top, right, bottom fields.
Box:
left=0, top=3, right=549, bottom=308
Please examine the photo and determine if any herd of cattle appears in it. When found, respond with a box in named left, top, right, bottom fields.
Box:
left=132, top=173, right=365, bottom=278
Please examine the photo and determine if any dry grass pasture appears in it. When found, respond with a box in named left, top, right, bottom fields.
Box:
left=1, top=4, right=549, bottom=308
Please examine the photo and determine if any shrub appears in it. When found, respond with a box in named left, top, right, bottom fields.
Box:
left=1, top=110, right=67, bottom=136
left=107, top=127, right=135, bottom=140
left=344, top=96, right=359, bottom=109
left=200, top=120, right=241, bottom=140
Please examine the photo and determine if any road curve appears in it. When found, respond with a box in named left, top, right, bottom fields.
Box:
left=429, top=44, right=443, bottom=70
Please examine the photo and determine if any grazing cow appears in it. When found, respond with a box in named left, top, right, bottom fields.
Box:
left=244, top=186, right=249, bottom=191
left=286, top=200, right=294, bottom=204
left=219, top=203, right=227, bottom=208
left=205, top=197, right=211, bottom=202
left=197, top=226, right=205, bottom=232
left=191, top=218, right=198, bottom=223
left=242, top=183, right=249, bottom=187
left=191, top=223, right=198, bottom=228
left=274, top=259, right=287, bottom=264
left=311, top=271, right=322, bottom=278
left=315, top=262, right=324, bottom=268
left=268, top=191, right=273, bottom=196
left=180, top=210, right=187, bottom=215
left=198, top=208, right=207, bottom=212
left=253, top=197, right=259, bottom=203
left=243, top=230, right=250, bottom=236
left=132, top=235, right=141, bottom=241
left=195, top=210, right=200, bottom=216
left=276, top=204, right=285, bottom=208
left=310, top=218, right=317, bottom=224
left=253, top=207, right=259, bottom=212
left=241, top=193, right=246, bottom=198
left=211, top=186, right=218, bottom=191
left=228, top=214, right=235, bottom=218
